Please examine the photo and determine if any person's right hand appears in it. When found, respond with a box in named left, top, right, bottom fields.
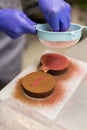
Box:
left=39, top=0, right=71, bottom=32
left=0, top=8, right=37, bottom=39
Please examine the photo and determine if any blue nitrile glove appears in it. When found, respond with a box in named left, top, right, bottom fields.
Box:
left=39, top=0, right=71, bottom=31
left=0, top=8, right=37, bottom=39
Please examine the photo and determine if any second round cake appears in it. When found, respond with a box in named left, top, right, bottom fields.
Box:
left=21, top=71, right=56, bottom=99
left=40, top=53, right=70, bottom=75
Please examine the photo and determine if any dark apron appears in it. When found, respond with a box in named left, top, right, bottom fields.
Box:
left=0, top=0, right=25, bottom=89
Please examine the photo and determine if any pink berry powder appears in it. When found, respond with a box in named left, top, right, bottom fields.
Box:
left=40, top=39, right=79, bottom=48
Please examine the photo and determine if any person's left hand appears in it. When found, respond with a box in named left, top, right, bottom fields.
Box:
left=39, top=0, right=71, bottom=32
left=0, top=9, right=37, bottom=39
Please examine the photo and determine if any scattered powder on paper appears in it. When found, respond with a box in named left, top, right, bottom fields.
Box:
left=12, top=61, right=83, bottom=107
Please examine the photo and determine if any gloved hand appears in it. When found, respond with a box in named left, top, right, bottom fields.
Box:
left=39, top=0, right=71, bottom=31
left=0, top=8, right=37, bottom=39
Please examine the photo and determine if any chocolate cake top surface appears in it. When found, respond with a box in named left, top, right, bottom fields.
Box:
left=21, top=71, right=56, bottom=94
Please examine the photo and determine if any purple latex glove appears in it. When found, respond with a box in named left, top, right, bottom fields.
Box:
left=39, top=0, right=71, bottom=31
left=0, top=8, right=37, bottom=39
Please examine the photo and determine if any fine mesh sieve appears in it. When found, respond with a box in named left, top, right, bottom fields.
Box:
left=36, top=23, right=87, bottom=48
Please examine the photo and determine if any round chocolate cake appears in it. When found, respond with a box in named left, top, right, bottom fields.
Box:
left=21, top=71, right=56, bottom=99
left=40, top=53, right=70, bottom=75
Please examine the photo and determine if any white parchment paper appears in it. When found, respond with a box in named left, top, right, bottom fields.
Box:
left=0, top=52, right=87, bottom=120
